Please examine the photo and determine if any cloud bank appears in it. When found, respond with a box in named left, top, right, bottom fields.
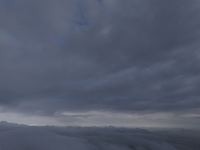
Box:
left=0, top=122, right=200, bottom=150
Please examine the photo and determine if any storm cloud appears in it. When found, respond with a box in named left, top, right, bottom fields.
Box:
left=0, top=0, right=200, bottom=127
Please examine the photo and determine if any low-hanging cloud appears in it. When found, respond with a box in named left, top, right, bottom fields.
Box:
left=0, top=122, right=200, bottom=150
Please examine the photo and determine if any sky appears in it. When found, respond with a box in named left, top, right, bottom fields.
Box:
left=0, top=0, right=200, bottom=128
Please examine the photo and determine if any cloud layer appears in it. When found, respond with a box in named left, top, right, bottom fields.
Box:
left=0, top=0, right=200, bottom=126
left=0, top=122, right=200, bottom=150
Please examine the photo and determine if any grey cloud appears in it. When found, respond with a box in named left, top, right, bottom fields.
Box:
left=0, top=0, right=200, bottom=121
left=0, top=122, right=200, bottom=150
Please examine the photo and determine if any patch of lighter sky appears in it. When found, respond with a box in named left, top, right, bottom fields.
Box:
left=0, top=110, right=199, bottom=128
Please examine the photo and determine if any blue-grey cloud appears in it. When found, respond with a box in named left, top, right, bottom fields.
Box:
left=0, top=0, right=200, bottom=126
left=0, top=122, right=200, bottom=150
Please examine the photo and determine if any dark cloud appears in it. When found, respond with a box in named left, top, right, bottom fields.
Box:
left=0, top=0, right=200, bottom=126
left=0, top=122, right=200, bottom=150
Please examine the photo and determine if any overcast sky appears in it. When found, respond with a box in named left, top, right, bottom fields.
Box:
left=0, top=0, right=200, bottom=128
